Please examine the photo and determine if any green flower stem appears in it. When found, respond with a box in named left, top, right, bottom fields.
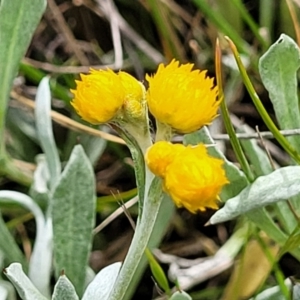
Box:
left=109, top=176, right=162, bottom=300
left=221, top=221, right=252, bottom=259
left=119, top=120, right=153, bottom=204
left=134, top=129, right=156, bottom=215
left=109, top=115, right=171, bottom=299
left=155, top=120, right=173, bottom=142
left=226, top=37, right=300, bottom=164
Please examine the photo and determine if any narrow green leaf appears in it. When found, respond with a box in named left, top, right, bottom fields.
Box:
left=259, top=0, right=276, bottom=31
left=146, top=0, right=185, bottom=60
left=0, top=0, right=46, bottom=154
left=246, top=209, right=300, bottom=260
left=227, top=36, right=300, bottom=164
left=19, top=63, right=72, bottom=104
left=52, top=145, right=96, bottom=298
left=247, top=209, right=288, bottom=245
left=214, top=0, right=242, bottom=33
left=215, top=39, right=254, bottom=182
left=184, top=127, right=249, bottom=201
left=210, top=166, right=300, bottom=224
left=275, top=200, right=298, bottom=235
left=280, top=225, right=300, bottom=256
left=192, top=0, right=250, bottom=53
left=82, top=262, right=121, bottom=300
left=259, top=34, right=300, bottom=151
left=231, top=0, right=268, bottom=50
left=3, top=263, right=48, bottom=300
left=0, top=213, right=26, bottom=269
left=256, top=233, right=291, bottom=299
left=6, top=106, right=39, bottom=161
left=145, top=248, right=170, bottom=295
left=237, top=125, right=299, bottom=234
left=170, top=291, right=192, bottom=300
left=237, top=125, right=300, bottom=233
left=35, top=77, right=61, bottom=190
left=52, top=274, right=79, bottom=300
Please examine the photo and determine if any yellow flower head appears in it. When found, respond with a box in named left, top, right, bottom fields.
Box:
left=71, top=69, right=144, bottom=124
left=145, top=142, right=229, bottom=213
left=145, top=141, right=185, bottom=177
left=146, top=60, right=219, bottom=133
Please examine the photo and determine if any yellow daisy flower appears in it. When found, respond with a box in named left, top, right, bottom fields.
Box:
left=146, top=60, right=219, bottom=133
left=71, top=69, right=144, bottom=124
left=145, top=141, right=229, bottom=213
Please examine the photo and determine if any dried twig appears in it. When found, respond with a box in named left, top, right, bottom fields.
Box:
left=22, top=57, right=130, bottom=74
left=98, top=0, right=123, bottom=69
left=212, top=129, right=300, bottom=140
left=230, top=114, right=290, bottom=165
left=82, top=0, right=164, bottom=64
left=93, top=197, right=138, bottom=234
left=47, top=0, right=90, bottom=65
left=10, top=90, right=125, bottom=145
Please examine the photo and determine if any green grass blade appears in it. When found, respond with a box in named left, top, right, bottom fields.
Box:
left=145, top=0, right=185, bottom=60
left=19, top=63, right=72, bottom=104
left=192, top=0, right=250, bottom=53
left=226, top=37, right=300, bottom=164
left=0, top=0, right=46, bottom=155
left=215, top=40, right=254, bottom=182
left=231, top=0, right=269, bottom=50
left=0, top=214, right=27, bottom=269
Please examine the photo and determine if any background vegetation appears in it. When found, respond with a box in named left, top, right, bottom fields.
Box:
left=2, top=0, right=300, bottom=299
